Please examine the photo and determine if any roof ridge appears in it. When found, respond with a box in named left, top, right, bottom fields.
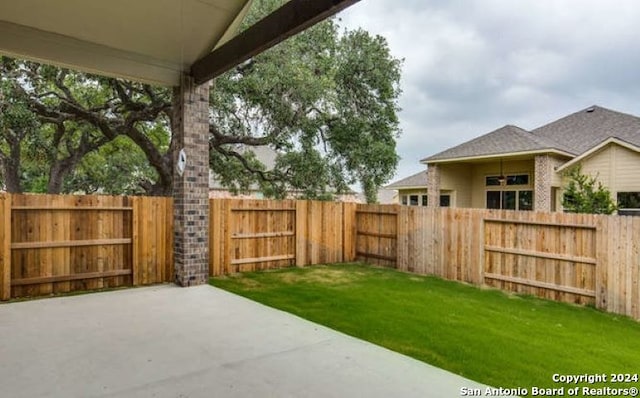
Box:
left=532, top=104, right=640, bottom=133
left=420, top=105, right=640, bottom=164
left=385, top=169, right=428, bottom=189
left=429, top=124, right=527, bottom=155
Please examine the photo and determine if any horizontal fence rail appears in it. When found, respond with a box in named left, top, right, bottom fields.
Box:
left=0, top=193, right=638, bottom=321
left=0, top=194, right=173, bottom=300
left=209, top=200, right=355, bottom=275
left=354, top=205, right=640, bottom=320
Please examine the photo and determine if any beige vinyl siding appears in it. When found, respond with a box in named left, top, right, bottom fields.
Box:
left=576, top=143, right=640, bottom=192
left=398, top=189, right=428, bottom=196
left=439, top=164, right=472, bottom=207
left=579, top=145, right=613, bottom=187
left=550, top=155, right=569, bottom=186
left=471, top=159, right=535, bottom=208
left=614, top=145, right=640, bottom=191
left=397, top=189, right=428, bottom=205
left=556, top=143, right=640, bottom=211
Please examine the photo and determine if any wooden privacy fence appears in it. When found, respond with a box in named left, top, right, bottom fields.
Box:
left=0, top=195, right=355, bottom=299
left=0, top=194, right=173, bottom=300
left=1, top=193, right=638, bottom=321
left=483, top=214, right=597, bottom=306
left=355, top=204, right=640, bottom=320
left=209, top=199, right=356, bottom=275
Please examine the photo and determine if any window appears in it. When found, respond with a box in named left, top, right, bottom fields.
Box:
left=518, top=190, right=533, bottom=211
left=502, top=191, right=516, bottom=210
left=617, top=192, right=640, bottom=216
left=486, top=174, right=529, bottom=186
left=486, top=190, right=533, bottom=211
left=486, top=176, right=502, bottom=186
left=487, top=191, right=501, bottom=209
left=403, top=194, right=451, bottom=207
left=507, top=175, right=529, bottom=185
left=440, top=195, right=451, bottom=207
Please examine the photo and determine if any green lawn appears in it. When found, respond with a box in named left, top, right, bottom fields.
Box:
left=210, top=263, right=640, bottom=389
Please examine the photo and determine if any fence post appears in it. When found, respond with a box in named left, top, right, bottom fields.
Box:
left=223, top=200, right=232, bottom=274
left=1, top=194, right=11, bottom=300
left=342, top=202, right=356, bottom=262
left=396, top=205, right=406, bottom=270
left=131, top=196, right=140, bottom=286
left=595, top=215, right=608, bottom=311
left=209, top=198, right=217, bottom=277
left=295, top=200, right=308, bottom=266
left=476, top=211, right=485, bottom=285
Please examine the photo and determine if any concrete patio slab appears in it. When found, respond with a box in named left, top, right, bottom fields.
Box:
left=0, top=285, right=492, bottom=397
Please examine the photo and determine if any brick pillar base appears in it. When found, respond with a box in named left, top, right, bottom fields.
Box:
left=172, top=76, right=210, bottom=286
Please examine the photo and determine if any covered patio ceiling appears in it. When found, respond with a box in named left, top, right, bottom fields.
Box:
left=0, top=0, right=358, bottom=86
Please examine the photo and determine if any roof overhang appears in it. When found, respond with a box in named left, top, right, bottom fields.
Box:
left=385, top=185, right=427, bottom=190
left=555, top=137, right=640, bottom=173
left=0, top=0, right=359, bottom=87
left=421, top=149, right=575, bottom=165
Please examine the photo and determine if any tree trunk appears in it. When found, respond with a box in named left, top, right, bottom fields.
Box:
left=0, top=142, right=23, bottom=193
left=0, top=156, right=22, bottom=193
left=47, top=155, right=81, bottom=194
left=47, top=163, right=65, bottom=194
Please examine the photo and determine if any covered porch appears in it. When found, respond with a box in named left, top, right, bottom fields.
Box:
left=0, top=0, right=360, bottom=286
left=425, top=153, right=569, bottom=212
left=0, top=284, right=488, bottom=397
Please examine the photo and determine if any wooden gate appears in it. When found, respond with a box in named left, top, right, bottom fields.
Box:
left=354, top=204, right=398, bottom=266
left=9, top=194, right=134, bottom=298
left=483, top=217, right=597, bottom=305
left=228, top=202, right=297, bottom=272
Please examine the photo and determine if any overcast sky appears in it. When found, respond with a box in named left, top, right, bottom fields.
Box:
left=339, top=0, right=640, bottom=182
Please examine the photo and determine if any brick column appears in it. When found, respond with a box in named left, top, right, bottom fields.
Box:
left=534, top=155, right=552, bottom=212
left=172, top=76, right=210, bottom=286
left=426, top=164, right=440, bottom=208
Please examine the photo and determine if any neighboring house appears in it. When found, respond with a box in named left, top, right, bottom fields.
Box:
left=209, top=145, right=361, bottom=202
left=354, top=188, right=398, bottom=204
left=376, top=188, right=398, bottom=204
left=386, top=170, right=453, bottom=207
left=209, top=145, right=277, bottom=199
left=387, top=105, right=640, bottom=214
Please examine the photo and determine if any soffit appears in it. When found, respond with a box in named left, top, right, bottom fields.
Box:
left=0, top=0, right=251, bottom=86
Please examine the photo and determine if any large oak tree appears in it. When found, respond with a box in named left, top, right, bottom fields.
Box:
left=0, top=0, right=402, bottom=202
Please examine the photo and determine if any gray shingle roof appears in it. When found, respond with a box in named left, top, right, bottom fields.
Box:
left=531, top=105, right=640, bottom=154
left=386, top=170, right=428, bottom=189
left=421, top=105, right=640, bottom=163
left=394, top=105, right=640, bottom=189
left=422, top=125, right=570, bottom=162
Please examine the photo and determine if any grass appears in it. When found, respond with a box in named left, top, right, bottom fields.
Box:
left=210, top=263, right=640, bottom=389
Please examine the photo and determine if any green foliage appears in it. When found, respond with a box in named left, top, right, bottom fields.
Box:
left=0, top=74, right=40, bottom=192
left=210, top=0, right=402, bottom=202
left=562, top=166, right=617, bottom=214
left=211, top=263, right=640, bottom=389
left=62, top=136, right=158, bottom=195
left=1, top=0, right=402, bottom=200
left=0, top=57, right=172, bottom=195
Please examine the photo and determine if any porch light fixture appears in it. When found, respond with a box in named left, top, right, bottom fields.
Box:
left=498, top=159, right=506, bottom=185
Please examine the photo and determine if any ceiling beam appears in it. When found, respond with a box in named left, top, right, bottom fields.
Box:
left=191, top=0, right=360, bottom=85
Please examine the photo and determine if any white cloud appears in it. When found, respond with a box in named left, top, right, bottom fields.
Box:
left=339, top=0, right=640, bottom=181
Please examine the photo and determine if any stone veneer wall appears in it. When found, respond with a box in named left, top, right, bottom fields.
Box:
left=426, top=164, right=440, bottom=208
left=534, top=155, right=552, bottom=212
left=172, top=77, right=210, bottom=286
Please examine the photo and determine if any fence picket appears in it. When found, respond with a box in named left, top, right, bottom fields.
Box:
left=1, top=194, right=639, bottom=321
